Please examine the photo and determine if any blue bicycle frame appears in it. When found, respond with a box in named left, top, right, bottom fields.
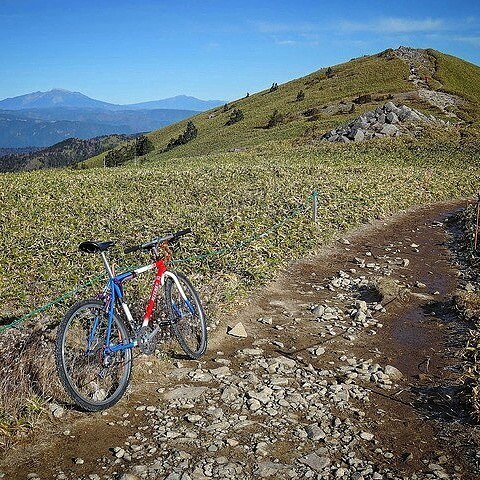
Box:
left=87, top=270, right=136, bottom=356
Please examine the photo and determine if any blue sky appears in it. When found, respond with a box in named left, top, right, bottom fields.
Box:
left=0, top=0, right=479, bottom=104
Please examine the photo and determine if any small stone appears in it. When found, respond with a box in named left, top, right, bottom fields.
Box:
left=384, top=101, right=396, bottom=112
left=255, top=462, right=284, bottom=478
left=118, top=474, right=140, bottom=480
left=256, top=442, right=269, bottom=456
left=355, top=300, right=368, bottom=312
left=298, top=453, right=331, bottom=471
left=52, top=406, right=64, bottom=418
left=386, top=111, right=399, bottom=124
left=74, top=457, right=84, bottom=465
left=465, top=283, right=475, bottom=292
left=307, top=346, right=325, bottom=356
left=312, top=305, right=325, bottom=317
left=384, top=365, right=403, bottom=380
left=305, top=424, right=325, bottom=441
left=227, top=322, right=248, bottom=338
left=403, top=258, right=410, bottom=267
left=186, top=414, right=202, bottom=423
left=360, top=431, right=374, bottom=441
left=257, top=317, right=273, bottom=325
left=355, top=310, right=367, bottom=323
left=239, top=348, right=263, bottom=356
left=336, top=468, right=347, bottom=478
left=114, top=447, right=125, bottom=458
left=380, top=124, right=398, bottom=136
left=353, top=129, right=365, bottom=141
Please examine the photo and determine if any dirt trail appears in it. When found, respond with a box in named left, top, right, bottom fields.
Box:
left=1, top=199, right=479, bottom=480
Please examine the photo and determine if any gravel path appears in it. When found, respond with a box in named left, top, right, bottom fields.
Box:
left=1, top=199, right=479, bottom=480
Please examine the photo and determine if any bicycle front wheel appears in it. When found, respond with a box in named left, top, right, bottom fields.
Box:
left=164, top=272, right=207, bottom=359
left=55, top=299, right=132, bottom=411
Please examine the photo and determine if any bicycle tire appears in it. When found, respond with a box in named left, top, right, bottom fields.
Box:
left=55, top=299, right=132, bottom=411
left=164, top=272, right=207, bottom=359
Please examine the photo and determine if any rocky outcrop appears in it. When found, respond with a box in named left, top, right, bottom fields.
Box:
left=320, top=102, right=442, bottom=143
left=392, top=46, right=433, bottom=71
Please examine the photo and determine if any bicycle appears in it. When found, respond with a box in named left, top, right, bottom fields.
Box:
left=55, top=228, right=207, bottom=411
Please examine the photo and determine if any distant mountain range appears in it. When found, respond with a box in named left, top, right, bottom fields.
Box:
left=0, top=89, right=225, bottom=148
left=0, top=89, right=225, bottom=112
left=125, top=95, right=225, bottom=111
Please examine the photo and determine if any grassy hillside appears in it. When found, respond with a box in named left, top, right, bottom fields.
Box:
left=429, top=49, right=480, bottom=121
left=84, top=53, right=415, bottom=167
left=84, top=48, right=480, bottom=168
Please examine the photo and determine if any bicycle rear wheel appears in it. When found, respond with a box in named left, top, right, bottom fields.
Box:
left=55, top=299, right=132, bottom=411
left=164, top=272, right=207, bottom=359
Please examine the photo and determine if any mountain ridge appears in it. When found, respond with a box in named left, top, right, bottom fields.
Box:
left=0, top=89, right=226, bottom=112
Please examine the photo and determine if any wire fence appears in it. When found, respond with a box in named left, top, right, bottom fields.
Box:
left=0, top=194, right=312, bottom=334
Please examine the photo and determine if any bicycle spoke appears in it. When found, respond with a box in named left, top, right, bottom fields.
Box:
left=57, top=301, right=132, bottom=409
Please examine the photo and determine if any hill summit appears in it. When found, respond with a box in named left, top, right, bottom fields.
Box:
left=85, top=46, right=480, bottom=168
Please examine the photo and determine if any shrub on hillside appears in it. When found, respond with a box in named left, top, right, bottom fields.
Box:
left=164, top=121, right=198, bottom=152
left=105, top=144, right=135, bottom=167
left=225, top=108, right=244, bottom=126
left=135, top=135, right=155, bottom=156
left=353, top=94, right=372, bottom=104
left=296, top=90, right=305, bottom=102
left=326, top=66, right=334, bottom=78
left=104, top=135, right=155, bottom=167
left=269, top=82, right=278, bottom=93
left=266, top=109, right=284, bottom=128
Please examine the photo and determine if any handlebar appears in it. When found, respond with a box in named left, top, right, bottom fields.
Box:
left=124, top=228, right=192, bottom=254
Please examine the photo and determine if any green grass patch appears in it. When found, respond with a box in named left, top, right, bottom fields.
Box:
left=1, top=133, right=479, bottom=324
left=429, top=49, right=480, bottom=123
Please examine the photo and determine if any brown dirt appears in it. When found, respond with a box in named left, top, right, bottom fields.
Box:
left=1, top=198, right=479, bottom=479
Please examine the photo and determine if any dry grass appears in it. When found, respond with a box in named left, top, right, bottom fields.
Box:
left=455, top=204, right=480, bottom=422
left=0, top=323, right=63, bottom=447
left=455, top=290, right=480, bottom=323
left=462, top=328, right=480, bottom=422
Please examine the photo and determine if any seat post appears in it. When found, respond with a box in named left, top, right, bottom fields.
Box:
left=100, top=251, right=114, bottom=279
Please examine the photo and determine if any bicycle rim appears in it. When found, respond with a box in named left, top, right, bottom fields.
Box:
left=57, top=300, right=132, bottom=410
left=166, top=273, right=207, bottom=359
